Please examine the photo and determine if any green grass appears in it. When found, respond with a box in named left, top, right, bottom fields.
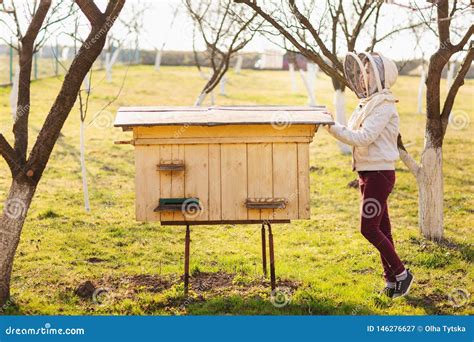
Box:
left=0, top=65, right=472, bottom=315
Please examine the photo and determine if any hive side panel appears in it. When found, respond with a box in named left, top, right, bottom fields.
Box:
left=221, top=144, right=248, bottom=221
left=184, top=145, right=209, bottom=221
left=247, top=143, right=273, bottom=220
left=135, top=125, right=312, bottom=139
left=159, top=145, right=173, bottom=221
left=208, top=144, right=222, bottom=221
left=135, top=145, right=160, bottom=222
left=297, top=143, right=311, bottom=219
left=272, top=143, right=298, bottom=219
left=172, top=144, right=185, bottom=221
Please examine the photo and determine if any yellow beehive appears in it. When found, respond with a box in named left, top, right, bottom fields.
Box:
left=114, top=106, right=333, bottom=225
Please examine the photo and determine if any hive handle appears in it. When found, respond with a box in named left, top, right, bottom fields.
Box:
left=114, top=140, right=135, bottom=145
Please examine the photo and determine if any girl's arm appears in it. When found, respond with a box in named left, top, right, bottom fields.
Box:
left=325, top=106, right=392, bottom=147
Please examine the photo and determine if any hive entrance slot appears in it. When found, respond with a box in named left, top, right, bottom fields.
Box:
left=157, top=160, right=185, bottom=171
left=154, top=198, right=201, bottom=212
left=245, top=198, right=287, bottom=209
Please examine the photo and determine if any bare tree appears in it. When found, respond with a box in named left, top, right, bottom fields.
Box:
left=185, top=0, right=259, bottom=106
left=397, top=0, right=473, bottom=240
left=103, top=1, right=145, bottom=82
left=0, top=0, right=125, bottom=306
left=1, top=1, right=77, bottom=118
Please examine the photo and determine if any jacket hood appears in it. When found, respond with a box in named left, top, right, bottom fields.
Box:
left=379, top=53, right=398, bottom=89
left=344, top=52, right=398, bottom=98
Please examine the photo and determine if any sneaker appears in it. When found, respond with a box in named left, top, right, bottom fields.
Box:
left=393, top=269, right=414, bottom=298
left=380, top=286, right=395, bottom=298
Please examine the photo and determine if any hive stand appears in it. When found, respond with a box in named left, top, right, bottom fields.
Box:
left=170, top=220, right=285, bottom=295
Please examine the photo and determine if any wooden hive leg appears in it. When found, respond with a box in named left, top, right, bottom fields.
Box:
left=267, top=223, right=276, bottom=291
left=261, top=224, right=267, bottom=277
left=184, top=224, right=191, bottom=295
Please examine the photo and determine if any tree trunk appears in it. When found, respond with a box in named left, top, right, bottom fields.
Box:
left=155, top=50, right=162, bottom=71
left=0, top=179, right=36, bottom=306
left=417, top=68, right=426, bottom=114
left=288, top=62, right=297, bottom=93
left=80, top=120, right=90, bottom=212
left=446, top=61, right=455, bottom=92
left=298, top=69, right=316, bottom=106
left=417, top=144, right=444, bottom=241
left=220, top=77, right=227, bottom=96
left=307, top=62, right=317, bottom=103
left=83, top=72, right=91, bottom=95
left=9, top=67, right=19, bottom=117
left=105, top=52, right=112, bottom=82
left=194, top=92, right=207, bottom=106
left=234, top=55, right=243, bottom=74
left=333, top=89, right=351, bottom=155
left=210, top=91, right=215, bottom=106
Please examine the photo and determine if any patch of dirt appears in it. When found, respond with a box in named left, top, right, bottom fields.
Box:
left=189, top=271, right=234, bottom=291
left=74, top=281, right=96, bottom=299
left=74, top=272, right=302, bottom=305
left=347, top=179, right=359, bottom=188
left=124, top=274, right=175, bottom=293
left=87, top=257, right=106, bottom=264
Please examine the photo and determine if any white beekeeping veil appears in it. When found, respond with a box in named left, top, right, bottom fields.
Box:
left=344, top=52, right=386, bottom=99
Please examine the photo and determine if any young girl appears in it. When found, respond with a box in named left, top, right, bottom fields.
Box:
left=325, top=52, right=413, bottom=298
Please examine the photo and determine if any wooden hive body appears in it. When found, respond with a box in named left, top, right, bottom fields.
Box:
left=114, top=106, right=333, bottom=225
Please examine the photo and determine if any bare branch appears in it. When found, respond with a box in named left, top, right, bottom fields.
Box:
left=452, top=24, right=474, bottom=51
left=0, top=134, right=22, bottom=175
left=235, top=0, right=348, bottom=87
left=75, top=0, right=104, bottom=26
left=26, top=0, right=126, bottom=182
left=397, top=134, right=421, bottom=178
left=441, top=44, right=474, bottom=134
left=13, top=0, right=52, bottom=161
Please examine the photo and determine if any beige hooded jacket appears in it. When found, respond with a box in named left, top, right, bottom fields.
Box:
left=326, top=52, right=400, bottom=171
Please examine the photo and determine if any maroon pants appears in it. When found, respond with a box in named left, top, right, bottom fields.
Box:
left=358, top=170, right=405, bottom=282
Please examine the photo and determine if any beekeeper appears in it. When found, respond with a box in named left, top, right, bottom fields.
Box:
left=325, top=52, right=414, bottom=298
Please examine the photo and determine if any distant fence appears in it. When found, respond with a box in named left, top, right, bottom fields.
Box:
left=0, top=44, right=141, bottom=87
left=1, top=45, right=472, bottom=86
left=140, top=50, right=261, bottom=69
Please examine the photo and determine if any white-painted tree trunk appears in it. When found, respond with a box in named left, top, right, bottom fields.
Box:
left=307, top=62, right=318, bottom=102
left=417, top=146, right=444, bottom=240
left=299, top=69, right=316, bottom=106
left=399, top=135, right=444, bottom=241
left=105, top=52, right=112, bottom=82
left=417, top=68, right=426, bottom=114
left=195, top=92, right=207, bottom=106
left=210, top=91, right=215, bottom=106
left=155, top=50, right=163, bottom=72
left=83, top=72, right=91, bottom=95
left=61, top=46, right=70, bottom=61
left=105, top=48, right=121, bottom=83
left=80, top=120, right=90, bottom=212
left=446, top=62, right=456, bottom=92
left=9, top=67, right=19, bottom=118
left=234, top=55, right=243, bottom=74
left=334, top=90, right=351, bottom=154
left=288, top=63, right=297, bottom=93
left=220, top=77, right=227, bottom=96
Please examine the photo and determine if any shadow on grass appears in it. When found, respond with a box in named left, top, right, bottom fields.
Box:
left=440, top=238, right=473, bottom=263
left=404, top=295, right=450, bottom=315
left=186, top=294, right=375, bottom=315
left=6, top=271, right=454, bottom=315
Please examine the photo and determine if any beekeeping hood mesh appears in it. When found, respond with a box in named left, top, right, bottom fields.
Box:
left=344, top=52, right=386, bottom=99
